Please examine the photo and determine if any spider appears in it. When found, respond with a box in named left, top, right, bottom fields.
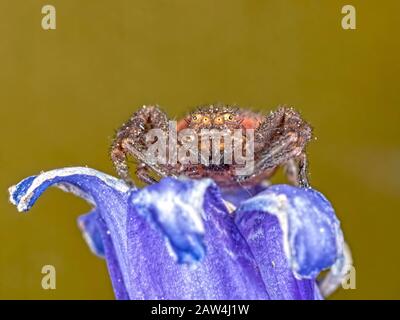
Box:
left=110, top=104, right=312, bottom=189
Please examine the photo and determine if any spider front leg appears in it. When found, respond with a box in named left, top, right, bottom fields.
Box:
left=110, top=105, right=171, bottom=186
left=238, top=106, right=312, bottom=187
left=284, top=153, right=309, bottom=187
left=284, top=158, right=299, bottom=186
left=135, top=162, right=159, bottom=185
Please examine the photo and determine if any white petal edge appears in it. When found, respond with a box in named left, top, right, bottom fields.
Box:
left=8, top=166, right=131, bottom=212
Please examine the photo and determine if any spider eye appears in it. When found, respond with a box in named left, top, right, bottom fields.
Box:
left=191, top=114, right=202, bottom=123
left=224, top=113, right=234, bottom=121
left=214, top=116, right=224, bottom=125
left=202, top=116, right=210, bottom=124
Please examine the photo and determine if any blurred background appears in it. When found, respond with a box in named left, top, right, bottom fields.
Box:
left=0, top=0, right=399, bottom=299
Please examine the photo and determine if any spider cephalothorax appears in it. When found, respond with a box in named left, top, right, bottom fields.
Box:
left=110, top=104, right=312, bottom=189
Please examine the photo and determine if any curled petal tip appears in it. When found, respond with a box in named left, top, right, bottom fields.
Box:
left=235, top=184, right=345, bottom=279
left=8, top=166, right=135, bottom=299
left=130, top=177, right=216, bottom=264
left=8, top=167, right=132, bottom=212
left=9, top=175, right=38, bottom=212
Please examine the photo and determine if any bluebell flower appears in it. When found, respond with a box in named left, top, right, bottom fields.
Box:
left=8, top=167, right=350, bottom=300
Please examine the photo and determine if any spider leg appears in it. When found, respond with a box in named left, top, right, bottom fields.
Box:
left=297, top=152, right=310, bottom=188
left=284, top=158, right=299, bottom=185
left=121, top=136, right=177, bottom=180
left=253, top=130, right=305, bottom=174
left=236, top=106, right=312, bottom=187
left=135, top=163, right=159, bottom=185
left=284, top=153, right=310, bottom=188
left=110, top=146, right=135, bottom=186
left=110, top=105, right=173, bottom=185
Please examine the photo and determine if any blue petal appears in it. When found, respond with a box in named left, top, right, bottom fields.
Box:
left=78, top=210, right=105, bottom=258
left=235, top=211, right=319, bottom=299
left=126, top=177, right=270, bottom=299
left=9, top=168, right=334, bottom=300
left=9, top=168, right=270, bottom=299
left=130, top=178, right=209, bottom=264
left=235, top=185, right=344, bottom=280
left=8, top=167, right=132, bottom=299
left=221, top=182, right=270, bottom=207
left=96, top=215, right=130, bottom=300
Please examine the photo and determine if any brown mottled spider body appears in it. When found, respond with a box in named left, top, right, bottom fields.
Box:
left=110, top=104, right=312, bottom=189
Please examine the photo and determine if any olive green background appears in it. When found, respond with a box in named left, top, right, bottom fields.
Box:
left=0, top=0, right=399, bottom=299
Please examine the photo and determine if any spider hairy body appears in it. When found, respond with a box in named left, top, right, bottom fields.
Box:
left=110, top=104, right=312, bottom=189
